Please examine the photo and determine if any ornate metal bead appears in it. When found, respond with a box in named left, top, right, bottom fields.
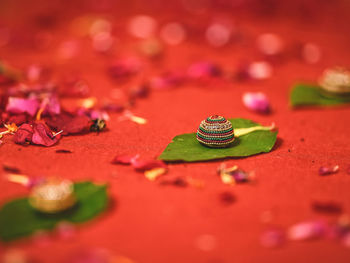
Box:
left=319, top=67, right=350, bottom=96
left=196, top=115, right=235, bottom=148
left=29, top=179, right=76, bottom=213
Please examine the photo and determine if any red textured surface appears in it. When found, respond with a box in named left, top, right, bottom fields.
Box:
left=1, top=1, right=350, bottom=262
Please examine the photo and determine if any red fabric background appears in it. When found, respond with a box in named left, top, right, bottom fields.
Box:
left=1, top=1, right=350, bottom=262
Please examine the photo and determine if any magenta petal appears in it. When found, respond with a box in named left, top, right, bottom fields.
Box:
left=31, top=123, right=61, bottom=146
left=242, top=92, right=270, bottom=114
left=187, top=61, right=221, bottom=80
left=6, top=97, right=40, bottom=116
left=112, top=154, right=138, bottom=165
left=319, top=165, right=339, bottom=176
left=288, top=221, right=327, bottom=241
left=42, top=93, right=61, bottom=116
left=13, top=123, right=34, bottom=144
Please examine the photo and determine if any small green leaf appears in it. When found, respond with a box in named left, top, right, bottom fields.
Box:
left=0, top=181, right=108, bottom=242
left=159, top=118, right=277, bottom=162
left=290, top=83, right=350, bottom=107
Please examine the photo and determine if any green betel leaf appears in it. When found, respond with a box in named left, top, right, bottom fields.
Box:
left=0, top=181, right=108, bottom=242
left=159, top=118, right=277, bottom=162
left=290, top=83, right=350, bottom=107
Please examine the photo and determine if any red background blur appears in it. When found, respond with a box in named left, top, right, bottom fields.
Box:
left=1, top=0, right=350, bottom=262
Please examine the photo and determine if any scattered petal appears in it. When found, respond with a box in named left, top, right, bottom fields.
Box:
left=218, top=164, right=254, bottom=184
left=112, top=154, right=139, bottom=165
left=13, top=123, right=33, bottom=144
left=319, top=165, right=339, bottom=176
left=6, top=97, right=40, bottom=116
left=219, top=191, right=236, bottom=205
left=242, top=92, right=271, bottom=114
left=119, top=111, right=147, bottom=125
left=288, top=221, right=327, bottom=241
left=132, top=158, right=167, bottom=172
left=144, top=167, right=167, bottom=181
left=41, top=93, right=61, bottom=116
left=312, top=201, right=343, bottom=214
left=187, top=61, right=221, bottom=80
left=45, top=113, right=91, bottom=135
left=32, top=122, right=61, bottom=146
left=3, top=164, right=21, bottom=174
left=160, top=177, right=188, bottom=187
left=56, top=149, right=72, bottom=153
left=247, top=61, right=272, bottom=80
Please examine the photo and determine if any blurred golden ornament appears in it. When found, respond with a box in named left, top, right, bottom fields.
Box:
left=319, top=67, right=350, bottom=97
left=29, top=179, right=76, bottom=213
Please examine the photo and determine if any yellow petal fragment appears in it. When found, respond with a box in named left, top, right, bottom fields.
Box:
left=220, top=172, right=235, bottom=185
left=144, top=168, right=167, bottom=181
left=234, top=123, right=275, bottom=137
left=130, top=115, right=147, bottom=125
left=6, top=174, right=30, bottom=186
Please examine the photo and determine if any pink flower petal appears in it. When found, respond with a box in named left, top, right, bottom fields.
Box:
left=319, top=165, right=339, bottom=176
left=247, top=61, right=273, bottom=80
left=242, top=92, right=270, bottom=114
left=6, top=97, right=40, bottom=116
left=42, top=93, right=61, bottom=116
left=112, top=154, right=139, bottom=165
left=187, top=61, right=221, bottom=80
left=32, top=122, right=61, bottom=146
left=288, top=221, right=327, bottom=241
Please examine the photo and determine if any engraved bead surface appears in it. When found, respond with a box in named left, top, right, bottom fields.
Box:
left=29, top=179, right=76, bottom=213
left=319, top=67, right=350, bottom=95
left=196, top=115, right=234, bottom=148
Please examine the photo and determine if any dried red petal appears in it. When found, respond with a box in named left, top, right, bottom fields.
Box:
left=32, top=122, right=61, bottom=146
left=111, top=154, right=138, bottom=165
left=42, top=93, right=61, bottom=116
left=319, top=165, right=339, bottom=176
left=45, top=113, right=90, bottom=135
left=7, top=113, right=29, bottom=125
left=13, top=123, right=33, bottom=144
left=219, top=191, right=236, bottom=205
left=288, top=220, right=327, bottom=241
left=187, top=61, right=221, bottom=80
left=131, top=158, right=167, bottom=172
left=311, top=201, right=343, bottom=214
left=261, top=228, right=285, bottom=248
